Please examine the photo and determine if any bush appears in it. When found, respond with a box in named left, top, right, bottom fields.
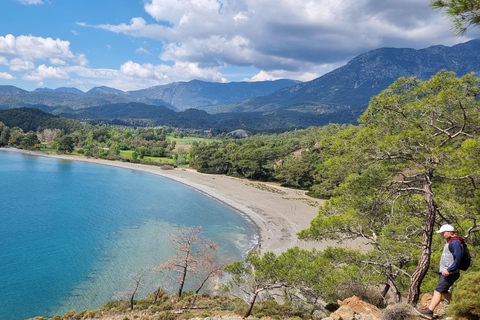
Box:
left=159, top=301, right=174, bottom=311
left=324, top=302, right=340, bottom=313
left=336, top=281, right=381, bottom=306
left=448, top=271, right=480, bottom=319
left=100, top=300, right=129, bottom=312
left=157, top=311, right=175, bottom=320
left=178, top=311, right=194, bottom=320
left=62, top=310, right=77, bottom=320
left=381, top=303, right=413, bottom=320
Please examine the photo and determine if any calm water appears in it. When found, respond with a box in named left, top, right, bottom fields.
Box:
left=0, top=150, right=257, bottom=320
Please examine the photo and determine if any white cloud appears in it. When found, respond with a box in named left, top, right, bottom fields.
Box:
left=50, top=58, right=66, bottom=65
left=9, top=58, right=35, bottom=71
left=56, top=60, right=226, bottom=91
left=135, top=47, right=150, bottom=54
left=93, top=17, right=170, bottom=40
left=119, top=60, right=226, bottom=83
left=249, top=70, right=319, bottom=82
left=0, top=34, right=88, bottom=66
left=23, top=64, right=70, bottom=81
left=15, top=0, right=44, bottom=5
left=82, top=0, right=479, bottom=80
left=0, top=72, right=15, bottom=79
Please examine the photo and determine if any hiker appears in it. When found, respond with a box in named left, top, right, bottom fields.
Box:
left=415, top=224, right=465, bottom=319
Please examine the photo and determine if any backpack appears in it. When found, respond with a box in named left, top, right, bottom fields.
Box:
left=460, top=243, right=472, bottom=271
left=449, top=239, right=472, bottom=271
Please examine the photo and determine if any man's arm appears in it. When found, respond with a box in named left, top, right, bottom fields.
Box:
left=447, top=240, right=463, bottom=272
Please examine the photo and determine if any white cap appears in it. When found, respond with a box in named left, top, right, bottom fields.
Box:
left=436, top=224, right=454, bottom=233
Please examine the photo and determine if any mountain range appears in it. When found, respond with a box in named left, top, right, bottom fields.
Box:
left=1, top=39, right=479, bottom=133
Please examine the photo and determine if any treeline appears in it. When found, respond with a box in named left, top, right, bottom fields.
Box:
left=189, top=124, right=355, bottom=198
left=0, top=108, right=188, bottom=163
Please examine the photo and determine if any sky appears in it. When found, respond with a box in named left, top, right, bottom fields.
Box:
left=0, top=0, right=479, bottom=92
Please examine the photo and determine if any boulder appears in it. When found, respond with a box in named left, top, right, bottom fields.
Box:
left=324, top=296, right=381, bottom=320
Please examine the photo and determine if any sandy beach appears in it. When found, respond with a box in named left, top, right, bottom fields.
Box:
left=4, top=148, right=355, bottom=254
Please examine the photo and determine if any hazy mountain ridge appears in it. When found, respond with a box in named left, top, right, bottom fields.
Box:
left=129, top=79, right=300, bottom=110
left=0, top=79, right=299, bottom=112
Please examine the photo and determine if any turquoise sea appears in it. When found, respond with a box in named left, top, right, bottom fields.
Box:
left=0, top=150, right=257, bottom=320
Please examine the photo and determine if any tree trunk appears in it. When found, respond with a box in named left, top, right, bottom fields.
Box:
left=377, top=283, right=390, bottom=307
left=195, top=272, right=213, bottom=294
left=245, top=289, right=263, bottom=318
left=385, top=264, right=401, bottom=303
left=407, top=168, right=436, bottom=305
left=178, top=266, right=187, bottom=298
left=153, top=288, right=162, bottom=304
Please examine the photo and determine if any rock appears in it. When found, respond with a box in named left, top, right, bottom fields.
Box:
left=419, top=293, right=433, bottom=308
left=326, top=296, right=381, bottom=320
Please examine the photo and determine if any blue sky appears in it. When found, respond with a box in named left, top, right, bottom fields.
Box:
left=1, top=0, right=479, bottom=92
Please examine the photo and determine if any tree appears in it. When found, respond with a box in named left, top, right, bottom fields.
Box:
left=8, top=127, right=24, bottom=146
left=21, top=131, right=40, bottom=150
left=153, top=226, right=217, bottom=298
left=431, top=0, right=480, bottom=34
left=56, top=135, right=75, bottom=153
left=194, top=253, right=224, bottom=294
left=299, top=70, right=480, bottom=305
left=223, top=250, right=286, bottom=318
left=115, top=269, right=148, bottom=311
left=0, top=124, right=11, bottom=147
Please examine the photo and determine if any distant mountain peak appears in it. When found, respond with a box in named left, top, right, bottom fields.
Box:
left=86, top=86, right=125, bottom=95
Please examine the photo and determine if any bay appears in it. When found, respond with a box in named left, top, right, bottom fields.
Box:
left=0, top=150, right=256, bottom=320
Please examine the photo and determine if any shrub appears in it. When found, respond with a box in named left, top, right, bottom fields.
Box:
left=324, top=302, right=340, bottom=313
left=178, top=311, right=194, bottom=320
left=100, top=300, right=129, bottom=312
left=336, top=281, right=380, bottom=306
left=448, top=271, right=480, bottom=319
left=381, top=303, right=413, bottom=320
left=62, top=310, right=77, bottom=319
left=159, top=301, right=174, bottom=311
left=156, top=311, right=175, bottom=320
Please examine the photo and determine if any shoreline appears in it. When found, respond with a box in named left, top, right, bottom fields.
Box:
left=2, top=148, right=354, bottom=254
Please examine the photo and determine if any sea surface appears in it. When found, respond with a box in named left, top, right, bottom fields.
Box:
left=0, top=150, right=257, bottom=320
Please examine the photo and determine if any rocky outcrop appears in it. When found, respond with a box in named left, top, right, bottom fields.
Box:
left=322, top=296, right=381, bottom=320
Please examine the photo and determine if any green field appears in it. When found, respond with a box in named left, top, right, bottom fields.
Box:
left=119, top=150, right=174, bottom=163
left=166, top=136, right=209, bottom=144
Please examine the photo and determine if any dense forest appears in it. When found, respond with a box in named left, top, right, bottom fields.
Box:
left=1, top=71, right=480, bottom=319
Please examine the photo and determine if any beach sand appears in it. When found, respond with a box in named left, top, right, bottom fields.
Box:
left=4, top=148, right=359, bottom=254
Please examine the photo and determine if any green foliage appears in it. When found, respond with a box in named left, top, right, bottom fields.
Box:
left=56, top=135, right=75, bottom=153
left=380, top=303, right=413, bottom=320
left=189, top=124, right=352, bottom=195
left=448, top=271, right=480, bottom=319
left=298, top=71, right=480, bottom=304
left=430, top=0, right=480, bottom=35
left=253, top=299, right=308, bottom=319
left=21, top=131, right=40, bottom=150
left=0, top=108, right=82, bottom=133
left=156, top=311, right=175, bottom=320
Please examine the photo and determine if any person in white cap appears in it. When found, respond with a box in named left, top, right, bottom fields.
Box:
left=415, top=224, right=466, bottom=319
